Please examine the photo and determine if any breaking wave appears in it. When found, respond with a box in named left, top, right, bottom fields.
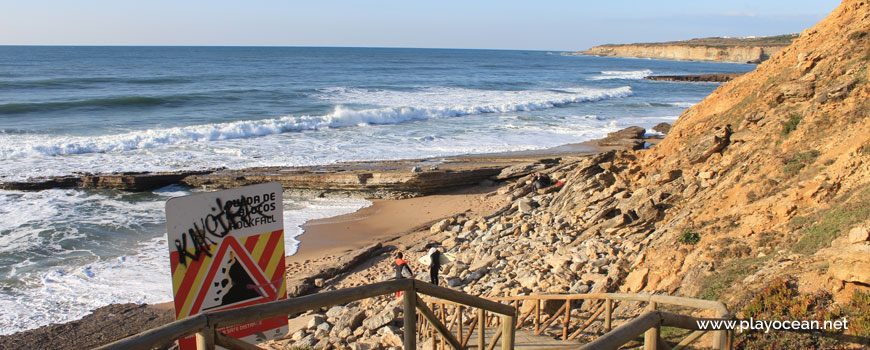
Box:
left=589, top=69, right=654, bottom=80
left=0, top=86, right=632, bottom=158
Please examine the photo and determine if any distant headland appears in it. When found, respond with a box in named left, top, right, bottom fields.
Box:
left=572, top=34, right=798, bottom=63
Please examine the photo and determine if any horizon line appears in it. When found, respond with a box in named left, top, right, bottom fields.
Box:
left=0, top=44, right=570, bottom=52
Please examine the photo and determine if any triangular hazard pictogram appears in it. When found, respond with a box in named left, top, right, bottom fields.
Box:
left=188, top=236, right=278, bottom=315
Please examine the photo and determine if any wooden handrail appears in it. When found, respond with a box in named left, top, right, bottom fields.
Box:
left=92, top=314, right=208, bottom=350
left=579, top=311, right=735, bottom=350
left=210, top=278, right=413, bottom=327
left=421, top=291, right=732, bottom=349
left=93, top=279, right=516, bottom=350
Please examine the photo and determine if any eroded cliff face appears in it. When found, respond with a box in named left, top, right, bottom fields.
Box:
left=582, top=44, right=784, bottom=63
left=562, top=0, right=870, bottom=303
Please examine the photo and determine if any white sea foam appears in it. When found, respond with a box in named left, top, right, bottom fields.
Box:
left=0, top=187, right=372, bottom=335
left=589, top=69, right=654, bottom=80
left=283, top=198, right=373, bottom=256
left=0, top=86, right=632, bottom=160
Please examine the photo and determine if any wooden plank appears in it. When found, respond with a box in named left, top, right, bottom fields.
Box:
left=486, top=327, right=502, bottom=350
left=415, top=281, right=515, bottom=316
left=516, top=302, right=535, bottom=329
left=563, top=300, right=571, bottom=340
left=645, top=302, right=658, bottom=350
left=215, top=331, right=265, bottom=350
left=478, top=309, right=486, bottom=350
left=579, top=311, right=661, bottom=350
left=673, top=330, right=707, bottom=350
left=211, top=279, right=412, bottom=327
left=568, top=301, right=606, bottom=340
left=501, top=315, right=515, bottom=350
left=462, top=315, right=477, bottom=347
left=534, top=302, right=567, bottom=335
left=458, top=306, right=463, bottom=347
left=415, top=295, right=463, bottom=350
left=403, top=288, right=417, bottom=350
left=94, top=314, right=208, bottom=350
left=196, top=326, right=215, bottom=350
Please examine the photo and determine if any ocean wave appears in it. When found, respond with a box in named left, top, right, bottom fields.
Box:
left=589, top=69, right=654, bottom=80
left=0, top=86, right=633, bottom=158
left=0, top=76, right=191, bottom=90
left=314, top=85, right=631, bottom=109
left=0, top=96, right=187, bottom=115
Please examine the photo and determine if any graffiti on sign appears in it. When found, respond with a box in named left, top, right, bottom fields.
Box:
left=166, top=182, right=287, bottom=350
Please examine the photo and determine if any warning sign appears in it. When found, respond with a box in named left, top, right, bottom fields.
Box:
left=166, top=182, right=287, bottom=349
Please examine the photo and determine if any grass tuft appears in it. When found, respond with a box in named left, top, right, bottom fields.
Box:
left=790, top=186, right=870, bottom=254
left=782, top=113, right=803, bottom=136
left=678, top=230, right=700, bottom=245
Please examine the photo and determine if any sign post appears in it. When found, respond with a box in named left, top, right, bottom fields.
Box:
left=166, top=182, right=288, bottom=349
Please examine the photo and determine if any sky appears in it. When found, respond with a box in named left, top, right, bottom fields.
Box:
left=0, top=0, right=841, bottom=50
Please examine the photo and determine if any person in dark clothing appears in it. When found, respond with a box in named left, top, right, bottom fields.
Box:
left=394, top=252, right=413, bottom=297
left=394, top=252, right=413, bottom=279
left=532, top=173, right=552, bottom=190
left=428, top=247, right=441, bottom=286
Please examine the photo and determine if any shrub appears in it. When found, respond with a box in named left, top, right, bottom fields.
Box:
left=847, top=30, right=868, bottom=41
left=678, top=230, right=700, bottom=245
left=831, top=289, right=870, bottom=338
left=783, top=150, right=820, bottom=177
left=782, top=113, right=802, bottom=136
left=736, top=278, right=841, bottom=349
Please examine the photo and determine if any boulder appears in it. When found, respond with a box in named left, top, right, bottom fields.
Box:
left=606, top=126, right=646, bottom=139
left=363, top=304, right=401, bottom=330
left=624, top=268, right=650, bottom=292
left=326, top=305, right=345, bottom=320
left=777, top=82, right=814, bottom=102
left=295, top=334, right=316, bottom=347
left=830, top=245, right=870, bottom=285
left=336, top=309, right=366, bottom=330
left=814, top=77, right=858, bottom=103
left=848, top=224, right=870, bottom=244
left=378, top=326, right=404, bottom=347
left=692, top=125, right=732, bottom=163
left=517, top=198, right=536, bottom=214
left=307, top=315, right=325, bottom=330
left=652, top=123, right=671, bottom=134
left=494, top=163, right=546, bottom=180
left=430, top=219, right=450, bottom=234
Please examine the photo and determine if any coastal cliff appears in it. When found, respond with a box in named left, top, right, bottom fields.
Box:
left=277, top=1, right=870, bottom=348
left=578, top=35, right=797, bottom=63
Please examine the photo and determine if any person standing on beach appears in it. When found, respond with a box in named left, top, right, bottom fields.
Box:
left=428, top=247, right=442, bottom=286
left=394, top=252, right=413, bottom=279
left=394, top=252, right=413, bottom=297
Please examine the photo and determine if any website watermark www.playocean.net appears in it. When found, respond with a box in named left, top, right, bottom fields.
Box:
left=697, top=318, right=850, bottom=333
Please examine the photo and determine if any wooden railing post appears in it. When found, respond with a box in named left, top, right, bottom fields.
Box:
left=403, top=287, right=417, bottom=350
left=478, top=309, right=486, bottom=350
left=605, top=297, right=612, bottom=332
left=712, top=308, right=731, bottom=350
left=458, top=306, right=463, bottom=347
left=644, top=302, right=658, bottom=350
left=563, top=299, right=571, bottom=340
left=501, top=314, right=515, bottom=350
left=195, top=323, right=215, bottom=350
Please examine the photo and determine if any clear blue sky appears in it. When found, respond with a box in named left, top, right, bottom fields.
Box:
left=0, top=0, right=840, bottom=50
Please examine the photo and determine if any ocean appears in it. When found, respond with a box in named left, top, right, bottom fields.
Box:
left=0, top=46, right=753, bottom=335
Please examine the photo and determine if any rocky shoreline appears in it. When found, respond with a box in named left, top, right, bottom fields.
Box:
left=0, top=126, right=665, bottom=349
left=0, top=132, right=645, bottom=198
left=645, top=73, right=744, bottom=83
